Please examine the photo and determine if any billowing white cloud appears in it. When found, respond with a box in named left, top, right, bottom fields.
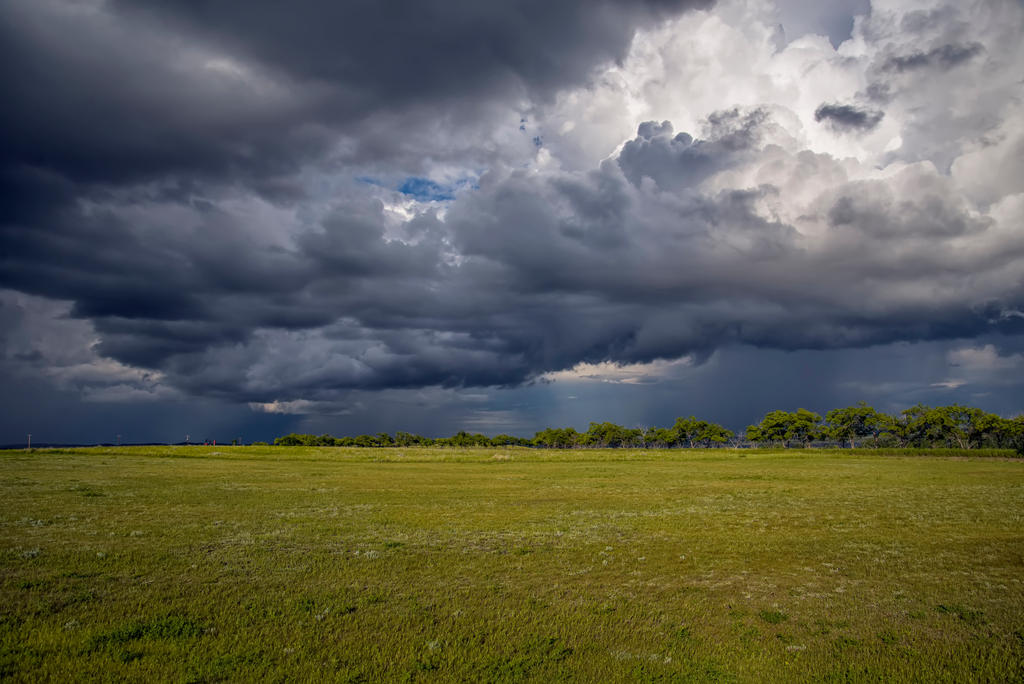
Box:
left=542, top=357, right=696, bottom=384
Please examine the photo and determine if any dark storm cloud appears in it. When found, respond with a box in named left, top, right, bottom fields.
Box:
left=115, top=0, right=711, bottom=103
left=882, top=42, right=983, bottom=72
left=814, top=103, right=884, bottom=132
left=825, top=183, right=989, bottom=238
left=1, top=0, right=1023, bottom=421
left=7, top=102, right=1023, bottom=405
left=0, top=8, right=321, bottom=198
left=0, top=0, right=714, bottom=359
left=0, top=0, right=712, bottom=202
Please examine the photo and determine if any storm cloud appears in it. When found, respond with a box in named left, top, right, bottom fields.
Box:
left=882, top=42, right=984, bottom=73
left=814, top=103, right=884, bottom=132
left=0, top=0, right=712, bottom=195
left=1, top=0, right=1023, bottom=440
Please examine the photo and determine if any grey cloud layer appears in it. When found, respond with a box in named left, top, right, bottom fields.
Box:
left=1, top=0, right=1023, bottom=410
left=8, top=108, right=1022, bottom=404
left=0, top=0, right=710, bottom=197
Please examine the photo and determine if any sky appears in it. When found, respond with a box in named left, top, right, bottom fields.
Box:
left=1, top=0, right=1023, bottom=444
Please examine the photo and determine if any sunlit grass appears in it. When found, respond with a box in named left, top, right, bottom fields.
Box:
left=2, top=446, right=1022, bottom=681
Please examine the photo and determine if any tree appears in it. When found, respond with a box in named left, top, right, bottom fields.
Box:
left=871, top=413, right=903, bottom=447
left=491, top=434, right=529, bottom=447
left=274, top=433, right=317, bottom=446
left=269, top=403, right=1018, bottom=452
left=395, top=431, right=432, bottom=447
left=532, top=427, right=581, bottom=449
left=971, top=413, right=1009, bottom=449
left=449, top=431, right=491, bottom=447
left=747, top=411, right=789, bottom=446
left=932, top=405, right=987, bottom=449
left=898, top=404, right=977, bottom=448
left=449, top=431, right=472, bottom=447
left=698, top=421, right=734, bottom=447
left=1009, top=415, right=1024, bottom=456
left=673, top=417, right=704, bottom=448
left=669, top=416, right=732, bottom=447
left=789, top=409, right=823, bottom=445
left=825, top=402, right=884, bottom=448
left=583, top=422, right=628, bottom=448
left=644, top=427, right=677, bottom=448
left=353, top=434, right=379, bottom=447
left=746, top=409, right=822, bottom=447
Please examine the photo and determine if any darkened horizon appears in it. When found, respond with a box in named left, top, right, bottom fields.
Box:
left=2, top=0, right=1023, bottom=445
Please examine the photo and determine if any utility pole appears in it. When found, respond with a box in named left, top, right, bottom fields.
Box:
left=27, top=434, right=31, bottom=450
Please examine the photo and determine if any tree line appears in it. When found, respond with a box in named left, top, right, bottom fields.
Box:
left=269, top=403, right=1024, bottom=452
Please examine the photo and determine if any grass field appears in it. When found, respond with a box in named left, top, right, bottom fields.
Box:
left=1, top=446, right=1023, bottom=682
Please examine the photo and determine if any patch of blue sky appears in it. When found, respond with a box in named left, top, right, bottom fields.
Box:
left=397, top=176, right=479, bottom=202
left=355, top=174, right=479, bottom=201
left=399, top=177, right=454, bottom=201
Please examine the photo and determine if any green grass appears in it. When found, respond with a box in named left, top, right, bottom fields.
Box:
left=1, top=446, right=1022, bottom=682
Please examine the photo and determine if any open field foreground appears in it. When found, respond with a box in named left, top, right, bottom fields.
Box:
left=2, top=447, right=1023, bottom=682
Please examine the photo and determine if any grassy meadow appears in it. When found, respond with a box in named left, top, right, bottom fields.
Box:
left=1, top=446, right=1023, bottom=682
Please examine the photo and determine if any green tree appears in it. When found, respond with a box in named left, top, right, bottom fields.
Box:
left=674, top=416, right=735, bottom=447
left=644, top=427, right=677, bottom=448
left=673, top=417, right=705, bottom=448
left=491, top=434, right=528, bottom=447
left=532, top=427, right=581, bottom=449
left=932, top=405, right=986, bottom=449
left=788, top=409, right=823, bottom=445
left=871, top=413, right=903, bottom=447
left=353, top=434, right=378, bottom=447
left=583, top=422, right=634, bottom=448
left=701, top=422, right=735, bottom=446
left=746, top=411, right=788, bottom=446
left=449, top=431, right=491, bottom=447
left=1009, top=415, right=1024, bottom=456
left=825, top=402, right=884, bottom=448
left=395, top=431, right=432, bottom=447
left=746, top=409, right=822, bottom=447
left=898, top=404, right=944, bottom=447
left=274, top=433, right=317, bottom=446
left=930, top=406, right=1023, bottom=450
left=675, top=417, right=733, bottom=448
